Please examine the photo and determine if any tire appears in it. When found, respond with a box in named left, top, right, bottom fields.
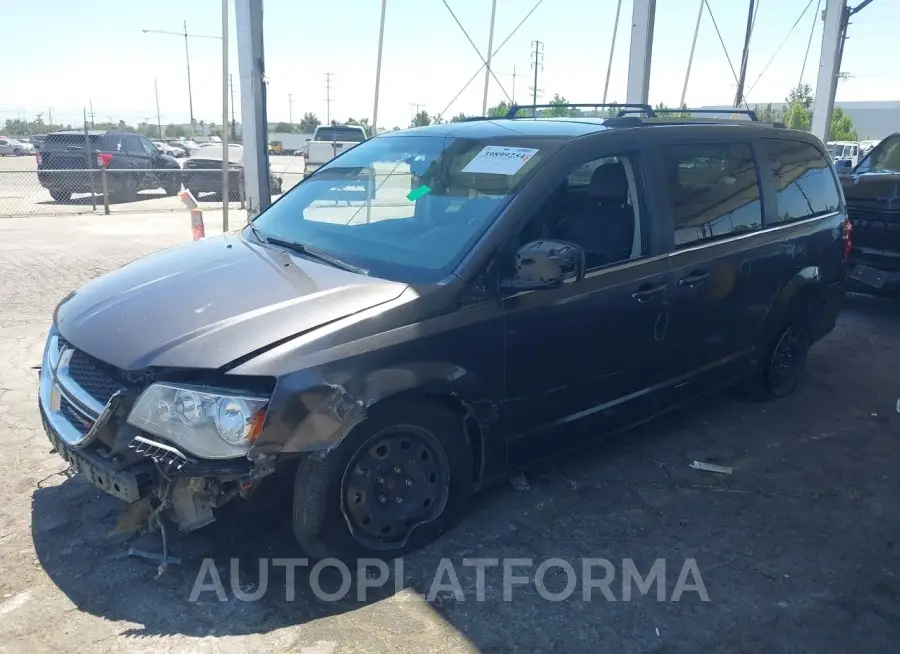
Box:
left=738, top=320, right=811, bottom=400
left=164, top=173, right=182, bottom=196
left=49, top=190, right=71, bottom=203
left=293, top=400, right=473, bottom=561
left=13, top=149, right=23, bottom=156
left=114, top=175, right=138, bottom=203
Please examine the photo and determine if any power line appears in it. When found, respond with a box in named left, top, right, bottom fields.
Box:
left=440, top=0, right=512, bottom=106
left=603, top=0, right=623, bottom=104
left=703, top=0, right=749, bottom=109
left=438, top=0, right=544, bottom=117
left=798, top=0, right=823, bottom=87
left=745, top=0, right=817, bottom=98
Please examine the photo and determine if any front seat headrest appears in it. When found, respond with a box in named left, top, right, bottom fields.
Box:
left=588, top=163, right=628, bottom=199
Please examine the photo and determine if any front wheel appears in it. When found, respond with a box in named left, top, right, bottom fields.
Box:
left=293, top=400, right=473, bottom=560
left=49, top=190, right=71, bottom=203
left=164, top=173, right=181, bottom=196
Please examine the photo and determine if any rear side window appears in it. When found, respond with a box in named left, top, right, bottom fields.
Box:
left=43, top=133, right=104, bottom=150
left=660, top=142, right=763, bottom=248
left=314, top=127, right=366, bottom=142
left=765, top=139, right=840, bottom=224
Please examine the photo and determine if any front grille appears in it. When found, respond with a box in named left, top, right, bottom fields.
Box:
left=847, top=204, right=900, bottom=251
left=67, top=350, right=125, bottom=406
left=59, top=396, right=93, bottom=434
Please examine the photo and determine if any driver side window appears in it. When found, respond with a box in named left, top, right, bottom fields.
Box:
left=516, top=154, right=643, bottom=271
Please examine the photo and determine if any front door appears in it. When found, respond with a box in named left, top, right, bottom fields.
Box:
left=502, top=152, right=673, bottom=465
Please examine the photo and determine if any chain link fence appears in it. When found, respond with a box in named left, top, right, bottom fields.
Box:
left=0, top=154, right=307, bottom=218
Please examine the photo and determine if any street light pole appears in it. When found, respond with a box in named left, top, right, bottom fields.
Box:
left=372, top=0, right=387, bottom=137
left=221, top=0, right=229, bottom=232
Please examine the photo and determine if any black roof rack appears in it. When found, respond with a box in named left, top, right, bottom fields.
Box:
left=648, top=107, right=760, bottom=121
left=505, top=103, right=655, bottom=119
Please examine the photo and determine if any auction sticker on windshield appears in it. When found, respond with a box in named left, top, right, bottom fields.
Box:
left=461, top=146, right=539, bottom=175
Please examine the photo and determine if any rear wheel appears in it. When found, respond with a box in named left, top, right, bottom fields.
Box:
left=49, top=190, right=71, bottom=203
left=164, top=173, right=182, bottom=196
left=114, top=175, right=138, bottom=203
left=293, top=400, right=472, bottom=560
left=740, top=321, right=811, bottom=400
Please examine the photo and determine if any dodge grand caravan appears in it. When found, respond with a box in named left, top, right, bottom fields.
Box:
left=38, top=105, right=848, bottom=559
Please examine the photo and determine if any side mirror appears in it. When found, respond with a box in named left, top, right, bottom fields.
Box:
left=501, top=240, right=586, bottom=292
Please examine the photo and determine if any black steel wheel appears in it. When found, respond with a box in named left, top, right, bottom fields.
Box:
left=341, top=425, right=450, bottom=549
left=765, top=324, right=809, bottom=398
left=293, top=400, right=473, bottom=560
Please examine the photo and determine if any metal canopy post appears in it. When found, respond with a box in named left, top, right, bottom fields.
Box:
left=626, top=0, right=656, bottom=105
left=236, top=0, right=271, bottom=217
left=811, top=0, right=847, bottom=142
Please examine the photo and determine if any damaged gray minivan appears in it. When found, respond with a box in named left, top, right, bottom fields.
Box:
left=39, top=105, right=847, bottom=559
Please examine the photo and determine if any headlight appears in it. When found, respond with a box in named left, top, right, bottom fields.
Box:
left=127, top=383, right=269, bottom=459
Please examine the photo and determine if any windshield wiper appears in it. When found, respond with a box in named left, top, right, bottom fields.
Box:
left=262, top=234, right=369, bottom=275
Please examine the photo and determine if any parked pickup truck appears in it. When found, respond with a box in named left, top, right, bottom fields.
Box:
left=841, top=132, right=900, bottom=297
left=303, top=124, right=367, bottom=171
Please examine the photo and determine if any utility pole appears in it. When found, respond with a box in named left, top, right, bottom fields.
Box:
left=229, top=74, right=237, bottom=139
left=154, top=78, right=163, bottom=139
left=221, top=0, right=229, bottom=232
left=89, top=99, right=95, bottom=128
left=681, top=0, right=704, bottom=107
left=288, top=93, right=294, bottom=127
left=481, top=0, right=498, bottom=116
left=48, top=107, right=53, bottom=127
left=733, top=0, right=756, bottom=108
left=409, top=102, right=424, bottom=125
left=324, top=73, right=334, bottom=125
left=530, top=40, right=544, bottom=116
left=372, top=0, right=387, bottom=137
left=184, top=20, right=195, bottom=131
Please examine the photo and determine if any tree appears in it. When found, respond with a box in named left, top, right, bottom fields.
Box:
left=165, top=123, right=188, bottom=138
left=345, top=117, right=374, bottom=138
left=829, top=107, right=858, bottom=141
left=411, top=111, right=432, bottom=127
left=753, top=103, right=783, bottom=123
left=272, top=122, right=293, bottom=133
left=546, top=93, right=574, bottom=117
left=450, top=112, right=470, bottom=122
left=784, top=84, right=813, bottom=130
left=488, top=101, right=511, bottom=117
left=299, top=112, right=320, bottom=133
left=653, top=102, right=692, bottom=118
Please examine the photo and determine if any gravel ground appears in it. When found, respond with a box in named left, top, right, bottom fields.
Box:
left=1, top=212, right=899, bottom=653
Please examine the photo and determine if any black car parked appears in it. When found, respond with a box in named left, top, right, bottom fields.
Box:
left=37, top=130, right=181, bottom=203
left=38, top=105, right=848, bottom=560
left=840, top=132, right=900, bottom=296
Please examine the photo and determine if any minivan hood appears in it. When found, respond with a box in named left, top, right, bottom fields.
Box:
left=55, top=234, right=406, bottom=371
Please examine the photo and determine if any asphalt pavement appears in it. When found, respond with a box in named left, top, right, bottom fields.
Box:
left=0, top=212, right=899, bottom=652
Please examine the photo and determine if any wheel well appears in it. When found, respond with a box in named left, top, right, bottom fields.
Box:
left=365, top=392, right=485, bottom=485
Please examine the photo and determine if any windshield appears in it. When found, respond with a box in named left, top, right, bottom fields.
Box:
left=249, top=133, right=562, bottom=282
left=856, top=134, right=900, bottom=173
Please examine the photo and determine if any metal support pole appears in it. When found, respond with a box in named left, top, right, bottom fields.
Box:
left=372, top=0, right=387, bottom=137
left=625, top=0, right=656, bottom=105
left=154, top=79, right=163, bottom=140
left=101, top=166, right=110, bottom=215
left=221, top=0, right=230, bottom=231
left=811, top=0, right=846, bottom=142
left=83, top=110, right=96, bottom=211
left=236, top=0, right=271, bottom=217
left=603, top=0, right=623, bottom=104
left=481, top=0, right=498, bottom=116
left=184, top=21, right=195, bottom=132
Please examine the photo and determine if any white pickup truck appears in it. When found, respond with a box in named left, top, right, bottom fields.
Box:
left=303, top=124, right=368, bottom=171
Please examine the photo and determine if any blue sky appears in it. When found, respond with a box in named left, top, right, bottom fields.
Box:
left=2, top=0, right=898, bottom=130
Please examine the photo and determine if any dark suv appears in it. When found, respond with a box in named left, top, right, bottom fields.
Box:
left=37, top=130, right=181, bottom=203
left=840, top=132, right=900, bottom=296
left=38, top=105, right=847, bottom=560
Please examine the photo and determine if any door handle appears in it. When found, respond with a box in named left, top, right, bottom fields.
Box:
left=678, top=271, right=709, bottom=288
left=632, top=284, right=667, bottom=303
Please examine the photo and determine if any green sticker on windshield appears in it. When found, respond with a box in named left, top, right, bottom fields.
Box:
left=406, top=185, right=432, bottom=201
